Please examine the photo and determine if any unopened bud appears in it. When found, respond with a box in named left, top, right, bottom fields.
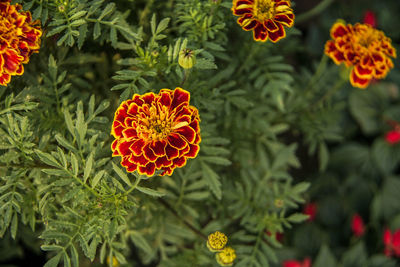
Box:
left=178, top=49, right=196, bottom=69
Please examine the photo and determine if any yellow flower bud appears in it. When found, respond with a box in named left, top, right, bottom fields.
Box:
left=178, top=49, right=196, bottom=69
left=216, top=247, right=236, bottom=266
left=207, top=231, right=228, bottom=252
left=106, top=256, right=120, bottom=267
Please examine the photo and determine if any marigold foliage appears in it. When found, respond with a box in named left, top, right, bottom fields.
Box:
left=0, top=0, right=41, bottom=86
left=325, top=22, right=396, bottom=88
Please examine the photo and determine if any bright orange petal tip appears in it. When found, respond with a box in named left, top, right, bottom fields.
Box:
left=324, top=22, right=396, bottom=89
left=0, top=0, right=42, bottom=86
left=232, top=0, right=294, bottom=43
left=111, top=88, right=201, bottom=177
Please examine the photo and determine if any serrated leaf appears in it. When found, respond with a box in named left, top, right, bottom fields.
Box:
left=93, top=22, right=101, bottom=40
left=156, top=18, right=170, bottom=34
left=84, top=153, right=94, bottom=183
left=287, top=213, right=309, bottom=223
left=136, top=186, right=165, bottom=197
left=71, top=153, right=79, bottom=177
left=98, top=3, right=115, bottom=20
left=35, top=150, right=61, bottom=168
left=91, top=170, right=105, bottom=188
left=112, top=162, right=132, bottom=186
left=70, top=245, right=79, bottom=267
left=70, top=10, right=87, bottom=20
left=43, top=252, right=62, bottom=267
left=130, top=231, right=152, bottom=256
left=10, top=213, right=17, bottom=239
left=201, top=156, right=231, bottom=166
left=201, top=162, right=221, bottom=199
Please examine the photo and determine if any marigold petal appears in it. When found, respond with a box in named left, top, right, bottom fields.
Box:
left=0, top=72, right=11, bottom=86
left=186, top=144, right=200, bottom=158
left=155, top=156, right=172, bottom=168
left=131, top=139, right=145, bottom=156
left=118, top=140, right=133, bottom=156
left=350, top=69, right=370, bottom=89
left=111, top=139, right=118, bottom=151
left=129, top=154, right=148, bottom=167
left=121, top=156, right=137, bottom=173
left=150, top=140, right=167, bottom=157
left=122, top=128, right=137, bottom=139
left=274, top=13, right=294, bottom=27
left=168, top=133, right=187, bottom=150
left=268, top=23, right=285, bottom=43
left=142, top=92, right=156, bottom=105
left=143, top=143, right=157, bottom=161
left=178, top=145, right=190, bottom=157
left=253, top=23, right=268, bottom=42
left=354, top=64, right=373, bottom=78
left=158, top=91, right=172, bottom=107
left=127, top=103, right=139, bottom=116
left=243, top=19, right=258, bottom=31
left=171, top=87, right=190, bottom=110
left=138, top=162, right=156, bottom=176
left=331, top=22, right=349, bottom=39
left=173, top=156, right=187, bottom=168
left=264, top=19, right=279, bottom=32
left=165, top=145, right=179, bottom=160
left=176, top=125, right=196, bottom=144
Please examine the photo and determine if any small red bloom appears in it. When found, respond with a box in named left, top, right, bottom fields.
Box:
left=351, top=214, right=365, bottom=237
left=385, top=130, right=400, bottom=145
left=232, top=0, right=295, bottom=43
left=111, top=88, right=201, bottom=176
left=0, top=0, right=42, bottom=86
left=363, top=10, right=377, bottom=28
left=303, top=203, right=317, bottom=222
left=283, top=257, right=311, bottom=267
left=383, top=228, right=400, bottom=257
left=325, top=22, right=396, bottom=89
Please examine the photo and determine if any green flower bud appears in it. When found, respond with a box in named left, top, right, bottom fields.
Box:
left=178, top=49, right=196, bottom=69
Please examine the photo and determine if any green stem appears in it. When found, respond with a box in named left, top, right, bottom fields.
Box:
left=296, top=0, right=335, bottom=24
left=124, top=175, right=142, bottom=195
left=311, top=78, right=346, bottom=109
left=158, top=198, right=207, bottom=240
left=180, top=69, right=190, bottom=87
left=236, top=43, right=262, bottom=76
left=307, top=54, right=328, bottom=91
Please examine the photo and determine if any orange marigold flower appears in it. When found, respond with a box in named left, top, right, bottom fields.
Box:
left=325, top=22, right=396, bottom=89
left=111, top=88, right=201, bottom=177
left=232, top=0, right=294, bottom=43
left=0, top=0, right=42, bottom=86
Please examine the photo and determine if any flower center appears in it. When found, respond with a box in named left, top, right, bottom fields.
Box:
left=137, top=105, right=188, bottom=142
left=253, top=0, right=275, bottom=20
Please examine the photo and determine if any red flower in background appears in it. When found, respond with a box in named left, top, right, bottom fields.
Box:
left=351, top=214, right=365, bottom=237
left=0, top=0, right=42, bottom=86
left=283, top=257, right=311, bottom=267
left=385, top=130, right=400, bottom=145
left=363, top=10, right=377, bottom=28
left=111, top=88, right=201, bottom=176
left=383, top=228, right=400, bottom=257
left=303, top=203, right=317, bottom=222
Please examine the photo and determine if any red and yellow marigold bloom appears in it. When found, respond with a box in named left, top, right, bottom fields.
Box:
left=325, top=22, right=396, bottom=89
left=111, top=88, right=201, bottom=177
left=232, top=0, right=294, bottom=43
left=0, top=0, right=42, bottom=86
